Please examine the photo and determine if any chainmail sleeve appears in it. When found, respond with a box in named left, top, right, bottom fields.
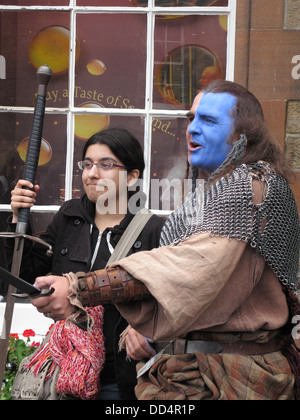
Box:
left=160, top=162, right=300, bottom=293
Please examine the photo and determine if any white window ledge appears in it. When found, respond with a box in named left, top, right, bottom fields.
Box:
left=0, top=303, right=53, bottom=342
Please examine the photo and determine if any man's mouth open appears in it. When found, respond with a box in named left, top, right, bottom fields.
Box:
left=189, top=141, right=202, bottom=151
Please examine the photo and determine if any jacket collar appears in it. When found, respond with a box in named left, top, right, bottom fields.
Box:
left=61, top=194, right=95, bottom=224
left=60, top=194, right=136, bottom=243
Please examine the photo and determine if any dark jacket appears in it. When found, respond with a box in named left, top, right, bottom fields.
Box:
left=5, top=195, right=165, bottom=400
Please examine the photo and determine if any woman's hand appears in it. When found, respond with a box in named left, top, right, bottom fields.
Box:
left=125, top=327, right=156, bottom=361
left=31, top=275, right=73, bottom=321
left=11, top=179, right=40, bottom=223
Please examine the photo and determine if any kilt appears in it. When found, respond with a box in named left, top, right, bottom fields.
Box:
left=135, top=351, right=295, bottom=400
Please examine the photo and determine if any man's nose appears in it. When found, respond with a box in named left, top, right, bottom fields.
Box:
left=188, top=119, right=199, bottom=135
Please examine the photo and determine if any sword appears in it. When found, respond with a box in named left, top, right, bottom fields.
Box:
left=0, top=65, right=52, bottom=385
left=0, top=267, right=54, bottom=299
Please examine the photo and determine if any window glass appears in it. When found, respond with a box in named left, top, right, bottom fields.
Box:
left=154, top=0, right=228, bottom=6
left=150, top=116, right=188, bottom=210
left=72, top=115, right=145, bottom=200
left=154, top=14, right=227, bottom=109
left=0, top=1, right=234, bottom=212
left=76, top=0, right=147, bottom=6
left=30, top=212, right=58, bottom=236
left=0, top=11, right=71, bottom=108
left=75, top=14, right=147, bottom=110
left=0, top=113, right=67, bottom=206
left=0, top=212, right=10, bottom=274
left=0, top=0, right=70, bottom=5
left=80, top=0, right=228, bottom=5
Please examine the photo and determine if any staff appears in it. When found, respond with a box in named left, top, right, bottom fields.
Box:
left=0, top=65, right=52, bottom=385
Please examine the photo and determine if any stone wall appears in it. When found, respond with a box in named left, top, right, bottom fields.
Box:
left=235, top=0, right=300, bottom=211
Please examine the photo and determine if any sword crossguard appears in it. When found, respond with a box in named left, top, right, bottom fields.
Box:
left=11, top=287, right=55, bottom=300
left=0, top=232, right=53, bottom=256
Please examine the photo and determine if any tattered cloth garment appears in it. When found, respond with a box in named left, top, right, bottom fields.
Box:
left=26, top=305, right=105, bottom=400
left=136, top=331, right=295, bottom=401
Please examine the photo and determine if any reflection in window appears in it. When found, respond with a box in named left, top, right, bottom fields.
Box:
left=77, top=0, right=145, bottom=5
left=74, top=105, right=110, bottom=141
left=0, top=2, right=234, bottom=212
left=134, top=0, right=228, bottom=6
left=0, top=0, right=69, bottom=5
left=0, top=113, right=67, bottom=206
left=0, top=11, right=71, bottom=108
left=154, top=14, right=227, bottom=109
left=155, top=44, right=223, bottom=108
left=75, top=14, right=147, bottom=110
left=150, top=116, right=188, bottom=211
left=28, top=25, right=80, bottom=76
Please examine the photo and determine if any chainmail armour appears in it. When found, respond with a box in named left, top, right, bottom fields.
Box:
left=160, top=161, right=300, bottom=293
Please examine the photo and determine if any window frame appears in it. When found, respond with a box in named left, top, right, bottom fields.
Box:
left=0, top=0, right=236, bottom=215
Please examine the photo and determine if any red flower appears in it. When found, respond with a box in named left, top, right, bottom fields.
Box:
left=23, top=329, right=36, bottom=338
left=30, top=341, right=40, bottom=349
left=10, top=333, right=19, bottom=339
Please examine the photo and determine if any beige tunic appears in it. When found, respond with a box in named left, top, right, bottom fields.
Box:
left=112, top=233, right=289, bottom=342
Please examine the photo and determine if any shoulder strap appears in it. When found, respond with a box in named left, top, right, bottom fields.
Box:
left=105, top=208, right=153, bottom=267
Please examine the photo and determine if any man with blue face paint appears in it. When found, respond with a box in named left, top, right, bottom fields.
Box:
left=187, top=92, right=237, bottom=173
left=30, top=81, right=300, bottom=400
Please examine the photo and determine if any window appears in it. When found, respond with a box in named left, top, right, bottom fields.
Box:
left=0, top=0, right=236, bottom=230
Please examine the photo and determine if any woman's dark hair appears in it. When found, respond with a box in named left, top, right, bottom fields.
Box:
left=82, top=128, right=145, bottom=178
left=202, top=80, right=293, bottom=181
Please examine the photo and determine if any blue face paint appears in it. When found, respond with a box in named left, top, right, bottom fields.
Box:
left=187, top=92, right=237, bottom=173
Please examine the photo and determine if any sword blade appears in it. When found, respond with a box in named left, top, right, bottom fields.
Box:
left=0, top=266, right=41, bottom=296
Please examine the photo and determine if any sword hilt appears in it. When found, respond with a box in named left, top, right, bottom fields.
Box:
left=18, top=65, right=52, bottom=226
left=12, top=287, right=55, bottom=300
left=0, top=232, right=53, bottom=256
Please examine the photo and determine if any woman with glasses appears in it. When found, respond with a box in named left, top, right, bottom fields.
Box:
left=5, top=128, right=165, bottom=400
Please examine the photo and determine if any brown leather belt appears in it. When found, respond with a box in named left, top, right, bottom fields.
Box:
left=153, top=337, right=283, bottom=356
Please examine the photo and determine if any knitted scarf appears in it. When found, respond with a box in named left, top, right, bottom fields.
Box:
left=26, top=305, right=105, bottom=400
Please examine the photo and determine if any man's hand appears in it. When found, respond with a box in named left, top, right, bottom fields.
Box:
left=125, top=327, right=156, bottom=361
left=31, top=275, right=73, bottom=321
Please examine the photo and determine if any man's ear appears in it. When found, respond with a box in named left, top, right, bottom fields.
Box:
left=127, top=169, right=140, bottom=187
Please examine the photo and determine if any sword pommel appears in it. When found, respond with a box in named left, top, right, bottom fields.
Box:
left=37, top=65, right=52, bottom=95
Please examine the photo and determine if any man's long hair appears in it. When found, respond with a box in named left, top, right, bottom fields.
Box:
left=202, top=80, right=293, bottom=182
left=201, top=81, right=300, bottom=399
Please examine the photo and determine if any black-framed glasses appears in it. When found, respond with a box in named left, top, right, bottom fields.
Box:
left=78, top=160, right=126, bottom=171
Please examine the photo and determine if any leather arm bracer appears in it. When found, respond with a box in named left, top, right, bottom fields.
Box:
left=76, top=266, right=151, bottom=307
